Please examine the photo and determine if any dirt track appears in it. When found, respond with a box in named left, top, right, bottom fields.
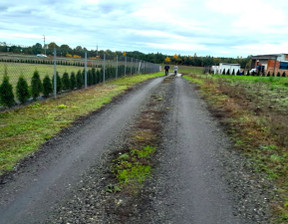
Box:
left=0, top=75, right=274, bottom=224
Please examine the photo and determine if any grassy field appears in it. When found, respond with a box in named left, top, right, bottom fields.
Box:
left=0, top=72, right=163, bottom=175
left=180, top=67, right=288, bottom=223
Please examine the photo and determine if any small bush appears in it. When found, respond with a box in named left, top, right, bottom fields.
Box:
left=0, top=75, right=15, bottom=107
left=96, top=69, right=101, bottom=83
left=76, top=70, right=83, bottom=89
left=31, top=70, right=43, bottom=100
left=87, top=70, right=92, bottom=86
left=43, top=75, right=53, bottom=97
left=70, top=71, right=76, bottom=90
left=62, top=72, right=70, bottom=90
left=16, top=75, right=30, bottom=104
left=92, top=68, right=96, bottom=84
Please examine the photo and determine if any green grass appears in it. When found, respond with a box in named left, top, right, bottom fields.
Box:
left=212, top=74, right=288, bottom=88
left=179, top=66, right=203, bottom=74
left=0, top=72, right=163, bottom=175
left=183, top=75, right=205, bottom=85
left=113, top=146, right=156, bottom=185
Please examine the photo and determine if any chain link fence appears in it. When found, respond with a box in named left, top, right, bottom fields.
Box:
left=0, top=47, right=160, bottom=108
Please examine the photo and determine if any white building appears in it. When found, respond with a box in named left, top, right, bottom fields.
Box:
left=212, top=63, right=240, bottom=74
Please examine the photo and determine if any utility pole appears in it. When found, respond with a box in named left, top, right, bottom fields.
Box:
left=43, top=35, right=46, bottom=55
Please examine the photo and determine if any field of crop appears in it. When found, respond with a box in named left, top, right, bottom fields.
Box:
left=180, top=68, right=288, bottom=222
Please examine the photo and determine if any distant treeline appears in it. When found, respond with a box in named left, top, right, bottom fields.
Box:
left=0, top=42, right=251, bottom=68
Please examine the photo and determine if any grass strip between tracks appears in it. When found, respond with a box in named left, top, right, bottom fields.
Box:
left=0, top=73, right=163, bottom=175
left=106, top=78, right=168, bottom=196
left=182, top=69, right=288, bottom=223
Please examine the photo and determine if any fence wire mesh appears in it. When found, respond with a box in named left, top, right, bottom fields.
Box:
left=0, top=48, right=160, bottom=107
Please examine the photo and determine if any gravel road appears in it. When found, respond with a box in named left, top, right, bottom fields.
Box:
left=0, top=75, right=274, bottom=224
left=145, top=77, right=274, bottom=224
left=0, top=77, right=164, bottom=224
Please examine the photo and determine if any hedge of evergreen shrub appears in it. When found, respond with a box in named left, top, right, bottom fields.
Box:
left=43, top=75, right=53, bottom=97
left=76, top=70, right=83, bottom=89
left=70, top=71, right=76, bottom=90
left=0, top=75, right=15, bottom=107
left=62, top=72, right=70, bottom=90
left=31, top=70, right=43, bottom=100
left=16, top=75, right=30, bottom=104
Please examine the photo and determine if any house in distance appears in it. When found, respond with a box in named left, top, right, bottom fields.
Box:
left=251, top=53, right=288, bottom=76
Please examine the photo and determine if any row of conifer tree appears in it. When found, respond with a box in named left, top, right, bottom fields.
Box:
left=0, top=65, right=131, bottom=108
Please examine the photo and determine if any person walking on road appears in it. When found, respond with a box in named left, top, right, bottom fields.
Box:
left=164, top=65, right=170, bottom=76
left=174, top=65, right=178, bottom=75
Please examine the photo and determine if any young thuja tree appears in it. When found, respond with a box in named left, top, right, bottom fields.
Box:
left=70, top=71, right=76, bottom=90
left=82, top=69, right=85, bottom=84
left=267, top=71, right=271, bottom=76
left=282, top=72, right=286, bottom=77
left=31, top=70, right=43, bottom=100
left=62, top=72, right=70, bottom=90
left=76, top=70, right=83, bottom=89
left=16, top=75, right=30, bottom=104
left=222, top=69, right=226, bottom=75
left=0, top=75, right=15, bottom=107
left=236, top=69, right=240, bottom=76
left=231, top=69, right=235, bottom=75
left=92, top=68, right=96, bottom=85
left=87, top=69, right=92, bottom=86
left=96, top=69, right=101, bottom=83
left=52, top=72, right=62, bottom=93
left=226, top=69, right=230, bottom=75
left=43, top=75, right=53, bottom=97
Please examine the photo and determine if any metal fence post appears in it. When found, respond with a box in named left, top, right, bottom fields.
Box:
left=116, top=55, right=118, bottom=79
left=85, top=51, right=87, bottom=88
left=124, top=56, right=127, bottom=76
left=131, top=58, right=134, bottom=75
left=103, top=54, right=106, bottom=83
left=138, top=60, right=141, bottom=74
left=53, top=47, right=57, bottom=98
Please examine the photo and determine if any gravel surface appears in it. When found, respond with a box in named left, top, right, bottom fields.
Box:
left=0, top=75, right=276, bottom=224
left=0, top=77, right=164, bottom=224
left=144, top=77, right=275, bottom=224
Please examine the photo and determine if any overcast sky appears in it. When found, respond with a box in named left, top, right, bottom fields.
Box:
left=1, top=0, right=288, bottom=57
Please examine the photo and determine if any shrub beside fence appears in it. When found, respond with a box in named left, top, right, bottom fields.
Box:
left=0, top=48, right=160, bottom=108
